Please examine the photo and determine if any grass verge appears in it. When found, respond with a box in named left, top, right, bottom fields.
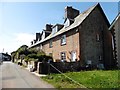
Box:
left=41, top=70, right=120, bottom=89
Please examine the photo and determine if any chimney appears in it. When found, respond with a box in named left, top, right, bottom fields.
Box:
left=34, top=39, right=37, bottom=44
left=31, top=41, right=33, bottom=45
left=46, top=24, right=53, bottom=32
left=43, top=24, right=53, bottom=38
left=65, top=6, right=79, bottom=20
left=36, top=33, right=41, bottom=41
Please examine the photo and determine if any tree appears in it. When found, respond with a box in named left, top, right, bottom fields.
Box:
left=11, top=51, right=17, bottom=62
left=11, top=45, right=53, bottom=64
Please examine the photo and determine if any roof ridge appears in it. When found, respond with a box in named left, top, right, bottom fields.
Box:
left=109, top=12, right=120, bottom=30
left=75, top=2, right=98, bottom=20
left=82, top=3, right=99, bottom=14
left=29, top=3, right=101, bottom=48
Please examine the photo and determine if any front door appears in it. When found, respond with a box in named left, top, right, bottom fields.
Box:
left=71, top=51, right=76, bottom=62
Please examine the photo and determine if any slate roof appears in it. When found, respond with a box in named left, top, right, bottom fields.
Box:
left=30, top=3, right=106, bottom=48
left=109, top=13, right=120, bottom=30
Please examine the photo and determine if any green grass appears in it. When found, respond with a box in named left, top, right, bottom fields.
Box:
left=41, top=70, right=120, bottom=89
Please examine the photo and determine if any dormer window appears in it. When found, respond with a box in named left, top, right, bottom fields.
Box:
left=52, top=24, right=63, bottom=35
left=52, top=26, right=58, bottom=35
left=64, top=18, right=74, bottom=28
left=41, top=31, right=45, bottom=40
left=64, top=19, right=70, bottom=28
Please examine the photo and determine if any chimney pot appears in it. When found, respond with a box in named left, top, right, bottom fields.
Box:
left=65, top=6, right=79, bottom=20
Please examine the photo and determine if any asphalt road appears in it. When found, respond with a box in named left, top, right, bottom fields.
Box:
left=0, top=61, right=54, bottom=88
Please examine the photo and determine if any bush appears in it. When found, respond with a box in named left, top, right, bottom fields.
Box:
left=38, top=55, right=53, bottom=62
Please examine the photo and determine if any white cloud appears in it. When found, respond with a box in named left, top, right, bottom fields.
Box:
left=0, top=33, right=35, bottom=54
left=15, top=33, right=35, bottom=47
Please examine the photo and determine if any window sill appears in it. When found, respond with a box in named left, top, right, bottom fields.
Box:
left=61, top=43, right=66, bottom=46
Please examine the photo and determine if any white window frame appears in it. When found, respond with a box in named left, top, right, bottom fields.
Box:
left=52, top=26, right=58, bottom=35
left=61, top=35, right=66, bottom=45
left=64, top=19, right=70, bottom=28
left=41, top=32, right=45, bottom=40
left=96, top=34, right=100, bottom=41
left=61, top=52, right=66, bottom=61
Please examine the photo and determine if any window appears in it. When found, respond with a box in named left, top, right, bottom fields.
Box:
left=96, top=34, right=100, bottom=41
left=61, top=52, right=66, bottom=61
left=49, top=41, right=53, bottom=48
left=99, top=56, right=102, bottom=61
left=40, top=45, right=42, bottom=49
left=41, top=32, right=45, bottom=40
left=52, top=26, right=58, bottom=35
left=99, top=56, right=102, bottom=63
left=61, top=35, right=66, bottom=45
left=64, top=19, right=70, bottom=28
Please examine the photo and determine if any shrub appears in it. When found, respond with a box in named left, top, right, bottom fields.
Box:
left=38, top=55, right=53, bottom=62
left=27, top=54, right=38, bottom=59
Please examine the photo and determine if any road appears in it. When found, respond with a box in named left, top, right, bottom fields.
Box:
left=0, top=61, right=54, bottom=89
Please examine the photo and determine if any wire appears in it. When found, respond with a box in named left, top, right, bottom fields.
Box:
left=49, top=63, right=87, bottom=88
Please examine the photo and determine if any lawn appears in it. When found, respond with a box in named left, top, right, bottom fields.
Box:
left=41, top=70, right=120, bottom=89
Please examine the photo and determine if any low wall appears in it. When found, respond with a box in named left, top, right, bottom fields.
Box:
left=37, top=61, right=81, bottom=74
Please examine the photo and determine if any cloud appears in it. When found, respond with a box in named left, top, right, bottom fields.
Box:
left=0, top=33, right=35, bottom=54
left=15, top=33, right=35, bottom=46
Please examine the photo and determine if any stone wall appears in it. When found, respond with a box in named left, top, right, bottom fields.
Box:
left=79, top=6, right=113, bottom=69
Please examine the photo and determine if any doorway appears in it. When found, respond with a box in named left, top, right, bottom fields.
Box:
left=71, top=51, right=76, bottom=62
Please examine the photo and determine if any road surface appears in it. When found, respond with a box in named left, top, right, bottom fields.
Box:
left=0, top=61, right=54, bottom=89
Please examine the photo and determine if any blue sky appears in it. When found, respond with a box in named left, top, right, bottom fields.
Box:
left=0, top=2, right=119, bottom=54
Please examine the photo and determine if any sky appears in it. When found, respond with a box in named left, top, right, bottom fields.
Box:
left=0, top=1, right=119, bottom=54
